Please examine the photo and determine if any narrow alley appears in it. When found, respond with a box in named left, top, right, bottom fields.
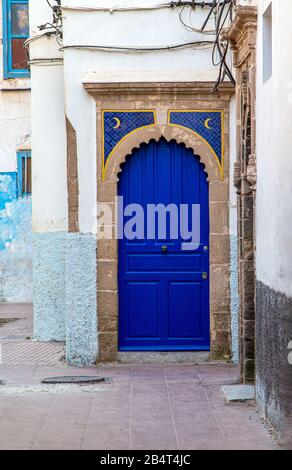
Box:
left=0, top=304, right=277, bottom=450
left=1, top=0, right=292, bottom=454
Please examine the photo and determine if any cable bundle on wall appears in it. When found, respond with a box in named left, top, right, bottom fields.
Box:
left=178, top=0, right=236, bottom=88
left=26, top=0, right=236, bottom=89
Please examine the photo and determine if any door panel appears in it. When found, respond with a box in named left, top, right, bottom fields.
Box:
left=168, top=282, right=202, bottom=339
left=127, top=253, right=202, bottom=272
left=127, top=282, right=160, bottom=339
left=118, top=138, right=210, bottom=351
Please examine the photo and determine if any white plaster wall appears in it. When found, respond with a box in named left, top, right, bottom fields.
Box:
left=62, top=1, right=219, bottom=81
left=30, top=62, right=68, bottom=232
left=0, top=91, right=31, bottom=172
left=29, top=0, right=68, bottom=232
left=256, top=0, right=292, bottom=297
left=63, top=54, right=96, bottom=234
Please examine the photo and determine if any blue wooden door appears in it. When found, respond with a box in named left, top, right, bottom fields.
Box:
left=118, top=138, right=210, bottom=351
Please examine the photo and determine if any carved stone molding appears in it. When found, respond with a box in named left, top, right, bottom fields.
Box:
left=83, top=79, right=233, bottom=362
left=84, top=81, right=234, bottom=101
left=226, top=6, right=258, bottom=68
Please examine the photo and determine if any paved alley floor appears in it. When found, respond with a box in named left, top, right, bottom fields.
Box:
left=0, top=304, right=278, bottom=450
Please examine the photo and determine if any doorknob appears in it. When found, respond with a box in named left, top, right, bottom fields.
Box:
left=161, top=245, right=168, bottom=253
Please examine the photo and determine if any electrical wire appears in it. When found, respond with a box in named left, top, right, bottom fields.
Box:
left=201, top=0, right=235, bottom=89
left=178, top=5, right=216, bottom=35
left=60, top=41, right=214, bottom=53
left=60, top=2, right=229, bottom=13
left=24, top=33, right=54, bottom=47
left=212, top=0, right=231, bottom=67
left=201, top=0, right=217, bottom=32
left=177, top=0, right=236, bottom=88
left=61, top=3, right=171, bottom=12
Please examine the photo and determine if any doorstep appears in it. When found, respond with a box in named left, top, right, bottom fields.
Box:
left=117, top=351, right=210, bottom=364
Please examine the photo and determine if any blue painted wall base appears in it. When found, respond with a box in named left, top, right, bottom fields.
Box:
left=33, top=232, right=97, bottom=366
left=33, top=232, right=66, bottom=341
left=65, top=233, right=97, bottom=366
left=230, top=234, right=239, bottom=362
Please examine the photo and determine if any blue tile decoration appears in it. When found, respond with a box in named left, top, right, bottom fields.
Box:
left=168, top=110, right=224, bottom=179
left=102, top=110, right=156, bottom=180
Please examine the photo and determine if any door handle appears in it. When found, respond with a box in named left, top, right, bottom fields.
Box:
left=161, top=245, right=168, bottom=253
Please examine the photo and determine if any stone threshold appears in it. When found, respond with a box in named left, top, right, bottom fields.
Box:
left=117, top=351, right=210, bottom=364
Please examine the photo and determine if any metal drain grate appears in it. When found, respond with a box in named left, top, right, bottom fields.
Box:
left=41, top=376, right=112, bottom=385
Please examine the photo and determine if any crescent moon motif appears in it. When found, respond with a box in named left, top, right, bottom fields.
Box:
left=113, top=117, right=121, bottom=129
left=204, top=118, right=212, bottom=130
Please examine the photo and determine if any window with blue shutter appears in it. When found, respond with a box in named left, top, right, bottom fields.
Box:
left=17, top=150, right=31, bottom=196
left=2, top=0, right=30, bottom=78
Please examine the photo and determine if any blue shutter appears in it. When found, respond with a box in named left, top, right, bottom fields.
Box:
left=17, top=150, right=31, bottom=197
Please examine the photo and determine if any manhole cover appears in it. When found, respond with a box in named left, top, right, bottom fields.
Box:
left=0, top=318, right=19, bottom=327
left=41, top=376, right=111, bottom=385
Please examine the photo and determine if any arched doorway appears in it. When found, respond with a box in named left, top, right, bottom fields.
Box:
left=118, top=138, right=210, bottom=351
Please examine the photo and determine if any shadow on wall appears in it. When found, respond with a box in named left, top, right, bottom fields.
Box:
left=0, top=173, right=32, bottom=302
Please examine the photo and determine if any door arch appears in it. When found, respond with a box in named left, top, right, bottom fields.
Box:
left=118, top=138, right=210, bottom=351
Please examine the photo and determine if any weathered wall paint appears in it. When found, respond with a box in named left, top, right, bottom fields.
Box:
left=256, top=280, right=292, bottom=448
left=0, top=173, right=17, bottom=212
left=0, top=0, right=32, bottom=303
left=66, top=233, right=97, bottom=366
left=0, top=173, right=32, bottom=302
left=256, top=0, right=292, bottom=445
left=0, top=89, right=31, bottom=174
